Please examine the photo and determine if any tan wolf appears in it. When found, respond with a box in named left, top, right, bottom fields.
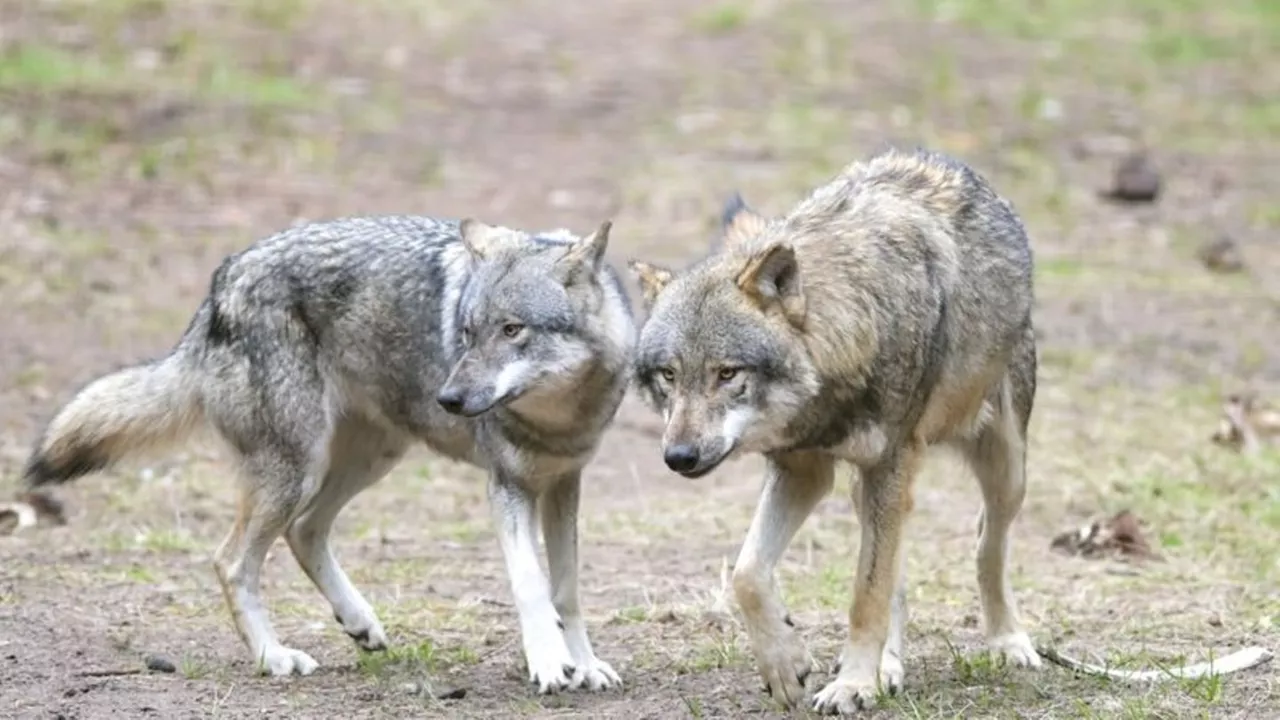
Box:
left=627, top=147, right=1042, bottom=714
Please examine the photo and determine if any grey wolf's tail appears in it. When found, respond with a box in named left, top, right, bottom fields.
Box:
left=23, top=352, right=203, bottom=488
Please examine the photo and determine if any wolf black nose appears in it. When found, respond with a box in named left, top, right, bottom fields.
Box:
left=437, top=388, right=465, bottom=414
left=664, top=445, right=700, bottom=473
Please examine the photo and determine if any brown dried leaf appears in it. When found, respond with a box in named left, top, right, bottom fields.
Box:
left=1210, top=393, right=1280, bottom=455
left=1050, top=509, right=1159, bottom=561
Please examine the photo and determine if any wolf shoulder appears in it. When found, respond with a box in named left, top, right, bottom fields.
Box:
left=801, top=148, right=1029, bottom=243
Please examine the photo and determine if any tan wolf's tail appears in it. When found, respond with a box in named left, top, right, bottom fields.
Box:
left=24, top=353, right=203, bottom=488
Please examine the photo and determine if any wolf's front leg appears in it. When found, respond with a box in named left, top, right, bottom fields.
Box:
left=489, top=473, right=577, bottom=694
left=540, top=471, right=621, bottom=691
left=813, top=441, right=921, bottom=716
left=844, top=474, right=909, bottom=694
left=732, top=451, right=835, bottom=709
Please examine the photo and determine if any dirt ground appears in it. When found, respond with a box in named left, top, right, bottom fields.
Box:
left=2, top=0, right=1278, bottom=718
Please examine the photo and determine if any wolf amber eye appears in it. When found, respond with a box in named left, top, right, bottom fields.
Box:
left=718, top=367, right=739, bottom=382
left=502, top=323, right=524, bottom=338
left=659, top=368, right=676, bottom=382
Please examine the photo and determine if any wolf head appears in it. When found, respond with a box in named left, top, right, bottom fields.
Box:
left=437, top=218, right=633, bottom=420
left=627, top=195, right=820, bottom=478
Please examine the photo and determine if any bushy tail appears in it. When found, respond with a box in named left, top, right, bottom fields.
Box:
left=24, top=353, right=204, bottom=488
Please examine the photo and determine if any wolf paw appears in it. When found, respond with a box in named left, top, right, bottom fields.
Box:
left=257, top=645, right=319, bottom=677
left=337, top=611, right=388, bottom=652
left=987, top=632, right=1042, bottom=669
left=755, top=634, right=813, bottom=708
left=570, top=655, right=622, bottom=691
left=832, top=650, right=904, bottom=694
left=812, top=676, right=879, bottom=715
left=525, top=635, right=578, bottom=694
left=878, top=652, right=905, bottom=694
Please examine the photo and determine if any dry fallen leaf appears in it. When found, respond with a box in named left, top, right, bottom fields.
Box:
left=1210, top=393, right=1280, bottom=455
left=1051, top=509, right=1159, bottom=561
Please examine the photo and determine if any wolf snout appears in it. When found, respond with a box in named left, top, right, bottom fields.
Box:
left=663, top=444, right=700, bottom=473
left=436, top=386, right=466, bottom=414
left=436, top=387, right=493, bottom=417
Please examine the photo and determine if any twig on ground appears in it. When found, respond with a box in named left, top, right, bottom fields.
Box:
left=74, top=668, right=146, bottom=678
left=1036, top=644, right=1273, bottom=682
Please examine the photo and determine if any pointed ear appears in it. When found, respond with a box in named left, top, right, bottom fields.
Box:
left=627, top=259, right=674, bottom=311
left=720, top=192, right=769, bottom=251
left=735, top=243, right=805, bottom=327
left=563, top=220, right=611, bottom=269
left=556, top=220, right=612, bottom=285
left=459, top=218, right=501, bottom=260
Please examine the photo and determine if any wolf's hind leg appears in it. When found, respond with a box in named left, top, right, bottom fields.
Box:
left=215, top=451, right=321, bottom=677
left=287, top=416, right=407, bottom=653
left=961, top=376, right=1040, bottom=669
left=207, top=340, right=332, bottom=677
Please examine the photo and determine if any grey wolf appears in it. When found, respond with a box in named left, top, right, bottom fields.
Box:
left=23, top=214, right=635, bottom=693
left=627, top=147, right=1042, bottom=714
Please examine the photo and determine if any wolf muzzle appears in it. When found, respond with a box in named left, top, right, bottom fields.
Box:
left=436, top=386, right=496, bottom=418
left=663, top=444, right=700, bottom=473
left=662, top=442, right=729, bottom=479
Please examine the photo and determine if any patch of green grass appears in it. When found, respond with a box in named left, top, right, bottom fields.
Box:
left=46, top=0, right=171, bottom=24
left=1250, top=201, right=1280, bottom=229
left=234, top=0, right=309, bottom=31
left=1181, top=670, right=1226, bottom=703
left=945, top=639, right=1013, bottom=684
left=923, top=49, right=959, bottom=105
left=691, top=3, right=750, bottom=34
left=102, top=527, right=203, bottom=553
left=769, top=9, right=851, bottom=92
left=1035, top=257, right=1091, bottom=281
left=0, top=42, right=319, bottom=109
left=909, top=0, right=1280, bottom=144
left=612, top=605, right=652, bottom=624
left=1238, top=98, right=1280, bottom=137
left=373, top=597, right=484, bottom=640
left=357, top=638, right=439, bottom=676
left=356, top=638, right=479, bottom=677
left=13, top=121, right=115, bottom=177
left=781, top=563, right=850, bottom=612
left=181, top=654, right=213, bottom=679
left=196, top=61, right=314, bottom=108
left=760, top=102, right=852, bottom=182
left=434, top=519, right=490, bottom=544
left=913, top=0, right=1279, bottom=61
left=123, top=565, right=157, bottom=583
left=0, top=45, right=120, bottom=91
left=13, top=364, right=47, bottom=390
left=673, top=628, right=750, bottom=673
left=1039, top=347, right=1099, bottom=374
left=130, top=137, right=218, bottom=182
left=1040, top=384, right=1280, bottom=591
